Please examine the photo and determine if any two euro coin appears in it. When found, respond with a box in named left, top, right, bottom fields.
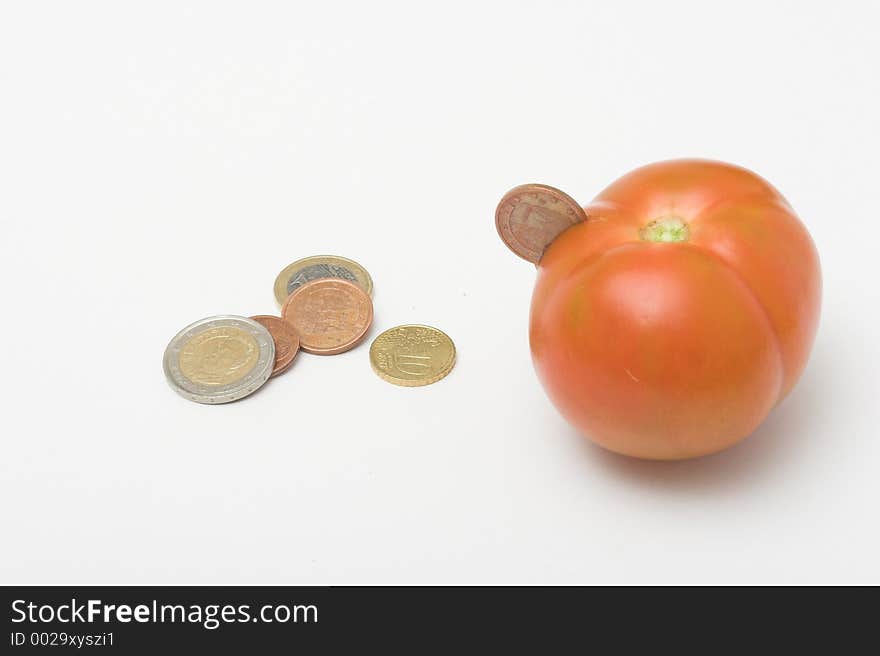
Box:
left=163, top=315, right=276, bottom=404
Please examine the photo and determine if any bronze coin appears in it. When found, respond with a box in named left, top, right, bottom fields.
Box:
left=495, top=183, right=587, bottom=263
left=250, top=315, right=300, bottom=376
left=281, top=278, right=373, bottom=355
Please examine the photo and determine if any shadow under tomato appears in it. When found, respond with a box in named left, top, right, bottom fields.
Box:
left=569, top=341, right=834, bottom=493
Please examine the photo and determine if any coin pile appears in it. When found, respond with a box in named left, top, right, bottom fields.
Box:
left=163, top=255, right=456, bottom=404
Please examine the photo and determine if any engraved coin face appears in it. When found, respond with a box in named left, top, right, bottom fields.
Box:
left=163, top=316, right=275, bottom=404
left=281, top=278, right=373, bottom=355
left=495, top=183, right=587, bottom=263
left=250, top=315, right=300, bottom=377
left=273, top=255, right=373, bottom=307
left=369, top=325, right=456, bottom=387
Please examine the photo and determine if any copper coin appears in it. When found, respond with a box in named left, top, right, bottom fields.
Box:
left=250, top=315, right=300, bottom=376
left=495, top=183, right=587, bottom=263
left=281, top=278, right=373, bottom=355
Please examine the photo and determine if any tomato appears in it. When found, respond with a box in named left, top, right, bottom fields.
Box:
left=530, top=159, right=821, bottom=460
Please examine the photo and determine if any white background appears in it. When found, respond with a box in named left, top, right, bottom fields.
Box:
left=1, top=1, right=878, bottom=584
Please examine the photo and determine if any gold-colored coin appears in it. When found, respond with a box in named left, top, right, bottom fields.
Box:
left=273, top=255, right=373, bottom=307
left=369, top=325, right=456, bottom=387
left=178, top=326, right=260, bottom=386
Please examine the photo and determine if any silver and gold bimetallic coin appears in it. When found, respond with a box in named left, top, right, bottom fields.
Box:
left=369, top=325, right=456, bottom=387
left=163, top=315, right=275, bottom=404
left=273, top=255, right=373, bottom=307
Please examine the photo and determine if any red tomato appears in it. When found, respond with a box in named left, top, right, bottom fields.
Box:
left=530, top=159, right=821, bottom=460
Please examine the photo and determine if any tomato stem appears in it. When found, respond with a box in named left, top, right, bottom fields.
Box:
left=640, top=216, right=690, bottom=242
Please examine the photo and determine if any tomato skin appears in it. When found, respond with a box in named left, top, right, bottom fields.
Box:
left=530, top=159, right=821, bottom=460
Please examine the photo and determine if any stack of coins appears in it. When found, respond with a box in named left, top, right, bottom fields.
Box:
left=163, top=255, right=456, bottom=404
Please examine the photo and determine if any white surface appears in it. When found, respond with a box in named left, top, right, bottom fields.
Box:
left=1, top=1, right=878, bottom=584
